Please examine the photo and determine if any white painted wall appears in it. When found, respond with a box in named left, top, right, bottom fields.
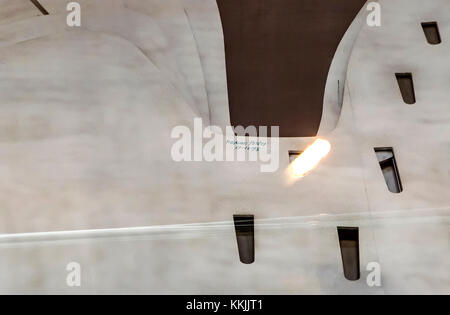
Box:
left=0, top=0, right=447, bottom=294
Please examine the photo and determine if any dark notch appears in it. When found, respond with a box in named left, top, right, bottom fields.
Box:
left=288, top=150, right=303, bottom=163
left=337, top=227, right=360, bottom=281
left=374, top=147, right=403, bottom=193
left=233, top=215, right=255, bottom=264
left=422, top=22, right=441, bottom=45
left=30, top=0, right=49, bottom=15
left=395, top=73, right=416, bottom=104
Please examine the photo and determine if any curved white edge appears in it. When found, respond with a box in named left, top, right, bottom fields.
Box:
left=317, top=1, right=369, bottom=136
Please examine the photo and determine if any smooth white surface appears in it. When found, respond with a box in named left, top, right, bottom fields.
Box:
left=0, top=0, right=41, bottom=25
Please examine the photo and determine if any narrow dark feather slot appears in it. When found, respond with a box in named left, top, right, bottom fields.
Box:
left=374, top=147, right=403, bottom=193
left=337, top=227, right=360, bottom=281
left=422, top=22, right=441, bottom=45
left=233, top=215, right=255, bottom=264
left=395, top=73, right=416, bottom=105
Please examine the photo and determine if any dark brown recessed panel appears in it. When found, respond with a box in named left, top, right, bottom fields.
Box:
left=395, top=73, right=416, bottom=105
left=337, top=227, right=360, bottom=281
left=422, top=22, right=441, bottom=45
left=217, top=0, right=366, bottom=137
left=233, top=214, right=255, bottom=264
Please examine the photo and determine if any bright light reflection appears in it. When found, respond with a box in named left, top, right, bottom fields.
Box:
left=290, top=139, right=331, bottom=178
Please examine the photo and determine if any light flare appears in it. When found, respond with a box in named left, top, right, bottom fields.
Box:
left=290, top=139, right=331, bottom=177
